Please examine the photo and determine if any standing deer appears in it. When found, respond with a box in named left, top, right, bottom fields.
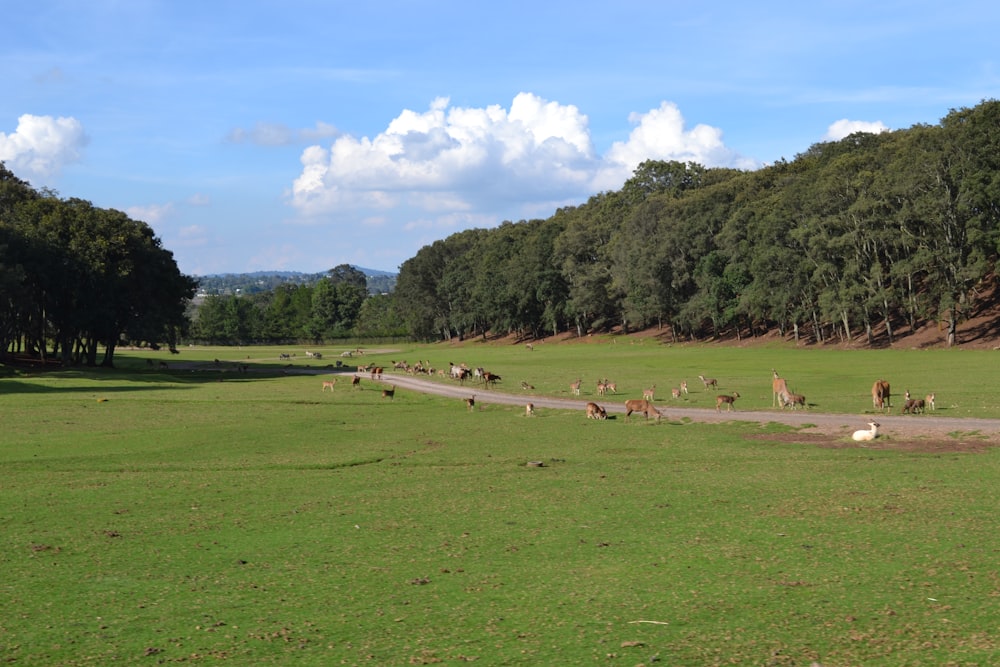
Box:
left=525, top=402, right=534, bottom=417
left=465, top=395, right=476, bottom=412
left=715, top=392, right=740, bottom=412
left=352, top=375, right=361, bottom=389
left=926, top=393, right=936, bottom=410
left=872, top=380, right=891, bottom=412
left=643, top=385, right=656, bottom=402
left=321, top=379, right=337, bottom=392
left=772, top=369, right=789, bottom=408
left=624, top=399, right=662, bottom=422
left=381, top=385, right=395, bottom=400
left=680, top=380, right=688, bottom=395
left=570, top=379, right=582, bottom=395
left=698, top=375, right=718, bottom=389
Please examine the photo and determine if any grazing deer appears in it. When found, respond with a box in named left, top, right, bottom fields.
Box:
left=698, top=375, right=718, bottom=389
left=624, top=399, right=662, bottom=422
left=772, top=369, right=789, bottom=408
left=351, top=375, right=361, bottom=389
left=570, top=379, right=582, bottom=395
left=872, top=379, right=891, bottom=411
left=465, top=395, right=476, bottom=412
left=901, top=397, right=925, bottom=414
left=780, top=392, right=806, bottom=410
left=585, top=402, right=607, bottom=420
left=852, top=422, right=880, bottom=442
left=643, top=385, right=656, bottom=402
left=525, top=402, right=534, bottom=417
left=321, top=380, right=337, bottom=392
left=715, top=392, right=740, bottom=412
left=381, top=385, right=395, bottom=400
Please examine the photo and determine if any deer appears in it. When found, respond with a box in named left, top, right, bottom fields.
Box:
left=642, top=385, right=656, bottom=402
left=465, top=395, right=476, bottom=412
left=772, top=369, right=789, bottom=408
left=715, top=392, right=740, bottom=412
left=351, top=375, right=361, bottom=389
left=525, top=403, right=534, bottom=417
left=926, top=393, right=936, bottom=410
left=624, top=399, right=662, bottom=422
left=901, top=393, right=925, bottom=414
left=586, top=402, right=608, bottom=420
left=321, top=379, right=337, bottom=392
left=680, top=380, right=688, bottom=395
left=780, top=392, right=806, bottom=410
left=605, top=381, right=617, bottom=394
left=570, top=379, right=582, bottom=395
left=872, top=379, right=891, bottom=412
left=852, top=422, right=880, bottom=442
left=671, top=387, right=681, bottom=399
left=381, top=385, right=395, bottom=400
left=520, top=381, right=535, bottom=390
left=596, top=379, right=608, bottom=396
left=698, top=375, right=718, bottom=389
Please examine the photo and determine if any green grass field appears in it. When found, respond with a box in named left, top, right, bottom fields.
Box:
left=2, top=341, right=999, bottom=665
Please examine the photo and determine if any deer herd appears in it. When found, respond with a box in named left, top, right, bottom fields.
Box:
left=315, top=352, right=938, bottom=442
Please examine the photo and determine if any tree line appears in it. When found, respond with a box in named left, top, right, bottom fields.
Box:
left=393, top=100, right=1000, bottom=346
left=0, top=164, right=196, bottom=366
left=187, top=265, right=406, bottom=344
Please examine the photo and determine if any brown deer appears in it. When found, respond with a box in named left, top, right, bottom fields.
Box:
left=351, top=375, right=361, bottom=389
left=586, top=402, right=607, bottom=420
left=321, top=379, right=337, bottom=392
left=872, top=380, right=891, bottom=411
left=570, top=379, right=582, bottom=395
left=698, top=375, right=718, bottom=389
left=624, top=399, right=662, bottom=422
left=642, top=385, right=656, bottom=402
left=381, top=385, right=395, bottom=400
left=715, top=392, right=740, bottom=412
left=772, top=369, right=789, bottom=408
left=465, top=395, right=476, bottom=412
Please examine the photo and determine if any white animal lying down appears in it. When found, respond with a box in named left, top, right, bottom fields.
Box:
left=852, top=422, right=880, bottom=442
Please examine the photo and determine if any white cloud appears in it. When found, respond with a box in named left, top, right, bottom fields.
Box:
left=824, top=118, right=890, bottom=141
left=126, top=202, right=174, bottom=224
left=0, top=114, right=87, bottom=182
left=227, top=121, right=340, bottom=146
left=287, top=93, right=753, bottom=228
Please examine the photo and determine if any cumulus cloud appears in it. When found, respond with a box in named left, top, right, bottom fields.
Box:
left=0, top=114, right=87, bottom=182
left=824, top=118, right=890, bottom=141
left=126, top=202, right=175, bottom=224
left=287, top=93, right=754, bottom=233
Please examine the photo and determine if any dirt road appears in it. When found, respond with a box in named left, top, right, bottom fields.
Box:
left=345, top=372, right=1000, bottom=447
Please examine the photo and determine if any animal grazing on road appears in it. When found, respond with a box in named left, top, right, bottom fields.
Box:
left=852, top=422, right=880, bottom=442
left=586, top=402, right=607, bottom=420
left=624, top=399, right=662, bottom=422
left=715, top=392, right=740, bottom=412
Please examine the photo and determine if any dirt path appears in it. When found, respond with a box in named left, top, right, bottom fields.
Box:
left=344, top=372, right=1000, bottom=449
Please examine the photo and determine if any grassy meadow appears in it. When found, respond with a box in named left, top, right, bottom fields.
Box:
left=2, top=339, right=1000, bottom=665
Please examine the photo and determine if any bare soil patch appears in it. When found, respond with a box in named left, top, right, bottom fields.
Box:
left=743, top=431, right=998, bottom=455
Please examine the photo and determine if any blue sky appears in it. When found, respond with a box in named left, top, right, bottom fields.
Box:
left=2, top=1, right=998, bottom=276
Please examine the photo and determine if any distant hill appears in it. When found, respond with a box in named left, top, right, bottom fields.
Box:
left=193, top=267, right=397, bottom=296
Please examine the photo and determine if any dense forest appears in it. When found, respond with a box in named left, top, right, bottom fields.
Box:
left=0, top=164, right=196, bottom=365
left=394, top=100, right=1000, bottom=347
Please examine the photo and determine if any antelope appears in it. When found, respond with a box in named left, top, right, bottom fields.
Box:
left=624, top=399, right=662, bottom=422
left=642, top=385, right=656, bottom=402
left=381, top=385, right=395, bottom=400
left=872, top=380, right=891, bottom=411
left=321, top=379, right=337, bottom=392
left=698, top=375, right=717, bottom=389
left=525, top=403, right=534, bottom=417
left=586, top=402, right=607, bottom=420
left=351, top=375, right=361, bottom=389
left=715, top=392, right=740, bottom=412
left=852, top=422, right=880, bottom=442
left=570, top=379, right=582, bottom=395
left=926, top=393, right=936, bottom=410
left=465, top=395, right=476, bottom=412
left=772, top=369, right=789, bottom=408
